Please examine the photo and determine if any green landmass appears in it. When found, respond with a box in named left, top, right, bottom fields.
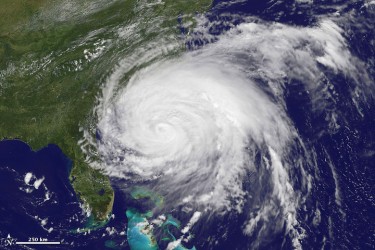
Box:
left=0, top=0, right=211, bottom=224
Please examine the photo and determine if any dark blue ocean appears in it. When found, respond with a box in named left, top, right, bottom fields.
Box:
left=201, top=1, right=375, bottom=249
left=1, top=0, right=374, bottom=249
left=0, top=140, right=137, bottom=250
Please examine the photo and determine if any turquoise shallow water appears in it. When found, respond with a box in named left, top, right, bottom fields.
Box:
left=126, top=208, right=158, bottom=250
left=1, top=0, right=375, bottom=249
left=126, top=188, right=196, bottom=250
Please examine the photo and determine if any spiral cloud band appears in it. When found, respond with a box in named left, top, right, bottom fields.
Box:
left=98, top=53, right=293, bottom=206
left=93, top=17, right=370, bottom=248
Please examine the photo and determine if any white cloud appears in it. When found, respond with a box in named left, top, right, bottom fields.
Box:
left=86, top=14, right=372, bottom=249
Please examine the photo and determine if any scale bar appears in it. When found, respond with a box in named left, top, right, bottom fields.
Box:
left=16, top=242, right=61, bottom=245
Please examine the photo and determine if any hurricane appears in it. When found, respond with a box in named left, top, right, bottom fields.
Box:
left=83, top=12, right=374, bottom=248
left=1, top=0, right=374, bottom=249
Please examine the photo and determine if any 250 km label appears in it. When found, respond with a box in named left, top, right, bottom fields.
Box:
left=28, top=237, right=48, bottom=242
